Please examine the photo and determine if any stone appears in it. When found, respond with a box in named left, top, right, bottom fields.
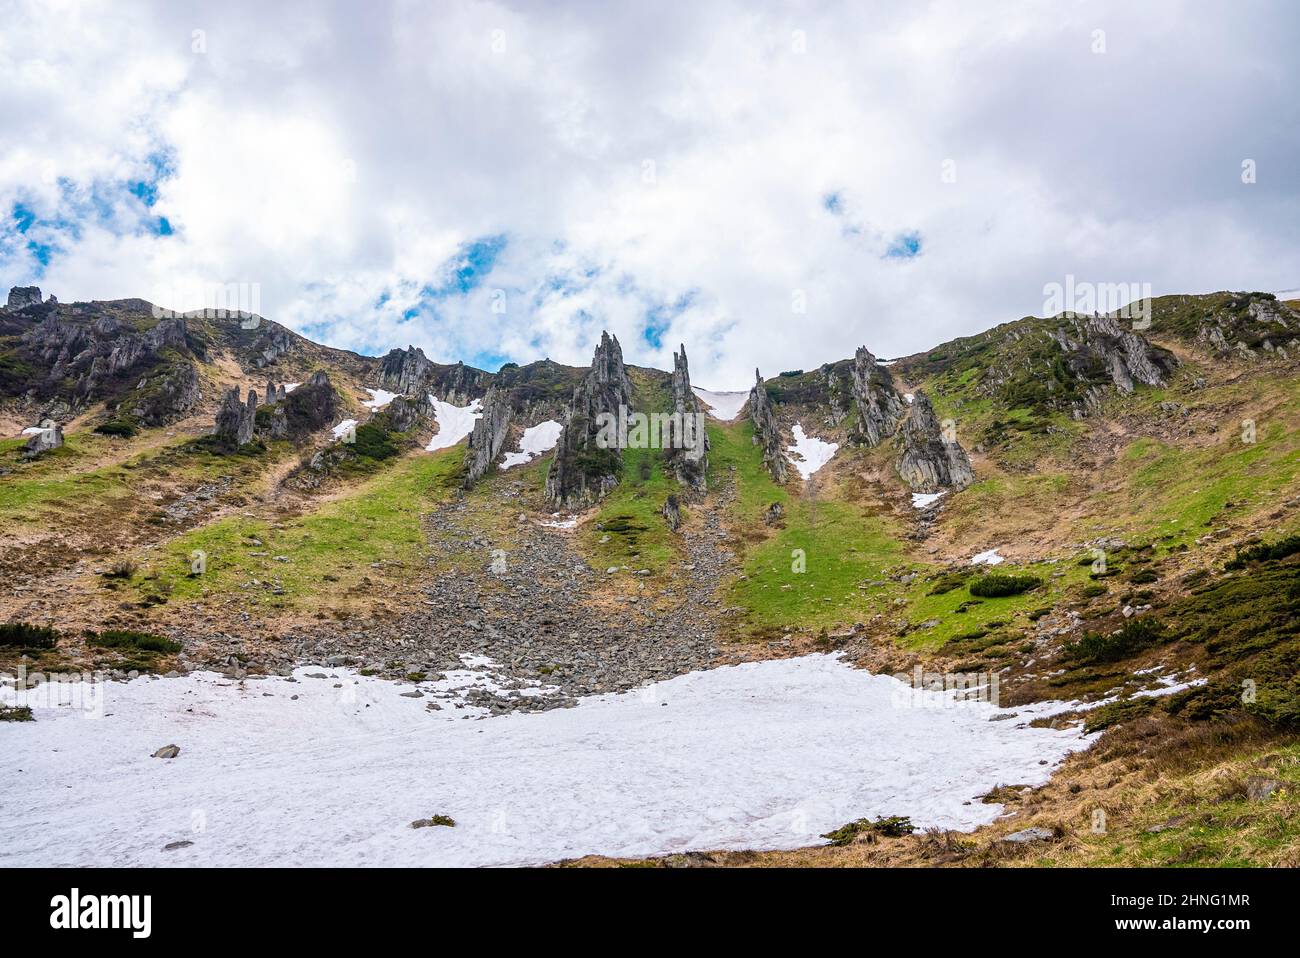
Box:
left=1000, top=826, right=1053, bottom=843
left=1245, top=776, right=1284, bottom=801
left=214, top=386, right=257, bottom=447
left=22, top=420, right=63, bottom=457
left=849, top=345, right=905, bottom=446
left=765, top=501, right=784, bottom=525
left=662, top=494, right=681, bottom=531
left=152, top=744, right=181, bottom=759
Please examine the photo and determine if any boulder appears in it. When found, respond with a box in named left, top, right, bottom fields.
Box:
left=22, top=420, right=63, bottom=457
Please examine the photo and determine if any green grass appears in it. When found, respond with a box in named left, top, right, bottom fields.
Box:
left=134, top=448, right=464, bottom=608
left=582, top=444, right=681, bottom=573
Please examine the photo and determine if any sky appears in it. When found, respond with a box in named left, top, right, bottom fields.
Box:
left=2, top=0, right=1298, bottom=388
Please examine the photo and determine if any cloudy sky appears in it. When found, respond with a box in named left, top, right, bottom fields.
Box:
left=2, top=0, right=1298, bottom=387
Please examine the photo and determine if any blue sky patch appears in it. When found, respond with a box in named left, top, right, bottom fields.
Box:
left=884, top=230, right=923, bottom=260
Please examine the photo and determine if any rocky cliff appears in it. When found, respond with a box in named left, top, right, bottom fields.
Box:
left=748, top=368, right=788, bottom=484
left=895, top=391, right=974, bottom=491
left=545, top=331, right=632, bottom=507
left=377, top=346, right=489, bottom=404
left=463, top=387, right=512, bottom=486
left=664, top=344, right=708, bottom=494
left=848, top=345, right=906, bottom=446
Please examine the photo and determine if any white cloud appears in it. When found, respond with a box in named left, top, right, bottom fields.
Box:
left=2, top=0, right=1298, bottom=388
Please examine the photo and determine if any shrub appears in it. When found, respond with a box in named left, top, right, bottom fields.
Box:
left=351, top=423, right=399, bottom=461
left=969, top=573, right=1041, bottom=598
left=94, top=419, right=138, bottom=438
left=0, top=705, right=34, bottom=722
left=1130, top=569, right=1159, bottom=584
left=927, top=571, right=970, bottom=596
left=103, top=560, right=137, bottom=580
left=822, top=815, right=915, bottom=845
left=1063, top=617, right=1166, bottom=664
left=86, top=629, right=182, bottom=654
left=1225, top=535, right=1300, bottom=570
left=1081, top=584, right=1109, bottom=598
left=0, top=622, right=58, bottom=649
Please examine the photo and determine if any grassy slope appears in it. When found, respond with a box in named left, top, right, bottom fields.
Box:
left=129, top=446, right=463, bottom=611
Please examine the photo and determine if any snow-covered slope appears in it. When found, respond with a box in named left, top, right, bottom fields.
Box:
left=0, top=655, right=1093, bottom=867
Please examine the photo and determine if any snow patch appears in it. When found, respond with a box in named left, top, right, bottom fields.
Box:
left=693, top=387, right=749, bottom=422
left=501, top=420, right=562, bottom=470
left=424, top=396, right=483, bottom=452
left=785, top=424, right=838, bottom=479
left=283, top=382, right=301, bottom=394
left=540, top=513, right=578, bottom=529
left=330, top=419, right=358, bottom=441
left=904, top=393, right=915, bottom=404
left=361, top=388, right=397, bottom=410
left=0, top=654, right=1095, bottom=867
left=970, top=548, right=1005, bottom=566
left=912, top=491, right=945, bottom=510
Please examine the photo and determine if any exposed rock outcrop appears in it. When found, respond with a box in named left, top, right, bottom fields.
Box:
left=748, top=369, right=788, bottom=484
left=849, top=346, right=906, bottom=446
left=214, top=388, right=258, bottom=447
left=22, top=420, right=63, bottom=457
left=463, top=387, right=512, bottom=487
left=664, top=344, right=708, bottom=494
left=120, top=361, right=201, bottom=426
left=377, top=347, right=490, bottom=405
left=378, top=345, right=434, bottom=395
left=895, top=391, right=974, bottom=491
left=1193, top=293, right=1300, bottom=360
left=249, top=326, right=292, bottom=368
left=16, top=309, right=194, bottom=422
left=6, top=286, right=43, bottom=310
left=1047, top=313, right=1177, bottom=416
left=372, top=394, right=421, bottom=434
left=545, top=331, right=633, bottom=507
left=662, top=494, right=681, bottom=531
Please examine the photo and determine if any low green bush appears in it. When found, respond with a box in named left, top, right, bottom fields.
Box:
left=969, top=573, right=1041, bottom=598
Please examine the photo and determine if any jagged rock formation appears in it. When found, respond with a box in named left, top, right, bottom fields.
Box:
left=895, top=391, right=974, bottom=492
left=22, top=420, right=63, bottom=457
left=19, top=312, right=190, bottom=401
left=377, top=346, right=489, bottom=404
left=377, top=345, right=434, bottom=395
left=662, top=494, right=681, bottom=530
left=545, top=331, right=633, bottom=507
left=748, top=368, right=788, bottom=484
left=664, top=344, right=708, bottom=494
left=217, top=370, right=339, bottom=447
left=463, top=387, right=512, bottom=486
left=372, top=394, right=421, bottom=433
left=249, top=326, right=293, bottom=368
left=1191, top=293, right=1300, bottom=360
left=1049, top=313, right=1176, bottom=393
left=214, top=387, right=258, bottom=447
left=849, top=345, right=906, bottom=446
left=119, top=361, right=201, bottom=427
left=6, top=286, right=43, bottom=309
